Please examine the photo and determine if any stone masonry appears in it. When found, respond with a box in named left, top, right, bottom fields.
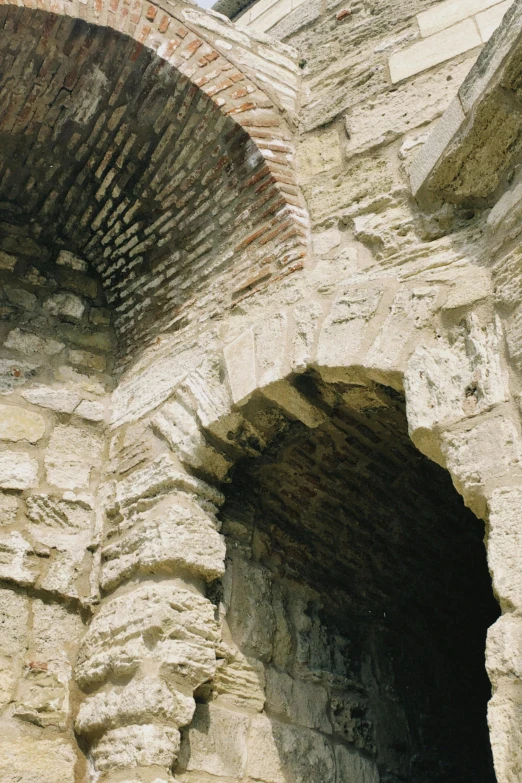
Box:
left=0, top=0, right=522, bottom=782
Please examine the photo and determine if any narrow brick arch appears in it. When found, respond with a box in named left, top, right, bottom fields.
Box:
left=0, top=0, right=309, bottom=365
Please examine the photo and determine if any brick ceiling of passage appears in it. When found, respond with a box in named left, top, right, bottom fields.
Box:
left=0, top=8, right=298, bottom=364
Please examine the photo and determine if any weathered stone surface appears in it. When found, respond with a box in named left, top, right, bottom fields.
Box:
left=0, top=451, right=39, bottom=489
left=317, top=282, right=386, bottom=372
left=265, top=666, right=331, bottom=732
left=0, top=531, right=37, bottom=586
left=92, top=724, right=180, bottom=771
left=45, top=424, right=104, bottom=490
left=5, top=328, right=64, bottom=356
left=405, top=315, right=509, bottom=463
left=43, top=292, right=85, bottom=321
left=76, top=676, right=195, bottom=736
left=101, top=493, right=226, bottom=590
left=247, top=715, right=336, bottom=783
left=14, top=662, right=68, bottom=728
left=0, top=492, right=19, bottom=525
left=178, top=703, right=249, bottom=778
left=21, top=385, right=81, bottom=414
left=0, top=404, right=46, bottom=442
left=76, top=583, right=219, bottom=690
left=0, top=588, right=29, bottom=656
left=487, top=486, right=522, bottom=611
left=212, top=644, right=266, bottom=711
left=441, top=414, right=522, bottom=516
left=0, top=739, right=76, bottom=783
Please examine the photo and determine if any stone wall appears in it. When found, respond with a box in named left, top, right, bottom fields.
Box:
left=0, top=221, right=114, bottom=782
left=1, top=0, right=522, bottom=781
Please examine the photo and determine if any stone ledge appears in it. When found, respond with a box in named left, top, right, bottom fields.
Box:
left=410, top=0, right=522, bottom=204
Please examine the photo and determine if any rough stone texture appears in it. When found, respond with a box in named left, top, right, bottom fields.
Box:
left=0, top=0, right=521, bottom=781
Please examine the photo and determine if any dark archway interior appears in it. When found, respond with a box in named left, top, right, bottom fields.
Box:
left=220, top=374, right=499, bottom=783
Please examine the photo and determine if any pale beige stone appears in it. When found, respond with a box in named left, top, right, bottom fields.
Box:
left=0, top=738, right=76, bottom=783
left=92, top=724, right=180, bottom=771
left=487, top=487, right=522, bottom=611
left=224, top=329, right=257, bottom=404
left=417, top=0, right=507, bottom=38
left=296, top=130, right=342, bottom=181
left=56, top=249, right=88, bottom=272
left=43, top=292, right=85, bottom=321
left=5, top=328, right=64, bottom=356
left=68, top=348, right=107, bottom=372
left=22, top=385, right=81, bottom=413
left=0, top=656, right=14, bottom=708
left=0, top=451, right=39, bottom=489
left=179, top=703, right=248, bottom=778
left=265, top=666, right=331, bottom=733
left=0, top=492, right=19, bottom=525
left=45, top=424, right=104, bottom=490
left=75, top=583, right=219, bottom=690
left=0, top=404, right=46, bottom=443
left=0, top=588, right=29, bottom=656
left=389, top=20, right=481, bottom=84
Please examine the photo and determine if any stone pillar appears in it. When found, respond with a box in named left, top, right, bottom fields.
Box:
left=74, top=435, right=226, bottom=783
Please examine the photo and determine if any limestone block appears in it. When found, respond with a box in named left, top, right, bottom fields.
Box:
left=179, top=703, right=248, bottom=778
left=290, top=301, right=322, bottom=373
left=296, top=130, right=342, bottom=181
left=26, top=494, right=93, bottom=532
left=404, top=315, right=509, bottom=463
left=0, top=738, right=76, bottom=783
left=345, top=58, right=474, bottom=159
left=69, top=349, right=107, bottom=372
left=410, top=97, right=465, bottom=197
left=21, top=385, right=81, bottom=414
left=317, top=282, right=386, bottom=373
left=0, top=404, right=46, bottom=443
left=32, top=527, right=93, bottom=600
left=5, top=328, right=64, bottom=356
left=255, top=312, right=289, bottom=388
left=224, top=328, right=257, bottom=404
left=441, top=414, right=522, bottom=517
left=101, top=493, right=226, bottom=590
left=92, top=724, right=180, bottom=772
left=247, top=715, right=336, bottom=783
left=152, top=400, right=231, bottom=480
left=5, top=287, right=37, bottom=311
left=0, top=360, right=39, bottom=394
left=43, top=292, right=85, bottom=321
left=366, top=287, right=438, bottom=375
left=75, top=399, right=106, bottom=421
left=389, top=20, right=481, bottom=84
left=476, top=0, right=513, bottom=42
left=0, top=451, right=38, bottom=489
left=225, top=558, right=275, bottom=662
left=14, top=661, right=68, bottom=729
left=212, top=645, right=266, bottom=712
left=334, top=745, right=380, bottom=783
left=487, top=487, right=522, bottom=611
left=417, top=0, right=505, bottom=38
left=312, top=228, right=341, bottom=257
left=115, top=454, right=224, bottom=511
left=265, top=667, right=331, bottom=733
left=180, top=356, right=234, bottom=433
left=0, top=492, right=19, bottom=525
left=261, top=380, right=327, bottom=428
left=0, top=656, right=14, bottom=708
left=488, top=678, right=522, bottom=783
left=31, top=598, right=84, bottom=659
left=45, top=424, right=104, bottom=490
left=0, top=531, right=37, bottom=586
left=75, top=583, right=219, bottom=690
left=76, top=676, right=195, bottom=737
left=443, top=267, right=492, bottom=309
left=304, top=155, right=395, bottom=222
left=487, top=614, right=522, bottom=685
left=0, top=250, right=16, bottom=270
left=57, top=250, right=88, bottom=272
left=0, top=587, right=29, bottom=656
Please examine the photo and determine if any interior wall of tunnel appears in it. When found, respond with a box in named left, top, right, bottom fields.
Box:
left=174, top=371, right=500, bottom=783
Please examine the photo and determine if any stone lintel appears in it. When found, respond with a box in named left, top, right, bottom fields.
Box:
left=411, top=0, right=522, bottom=206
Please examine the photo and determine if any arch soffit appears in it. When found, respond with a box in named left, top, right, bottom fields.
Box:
left=0, top=0, right=310, bottom=281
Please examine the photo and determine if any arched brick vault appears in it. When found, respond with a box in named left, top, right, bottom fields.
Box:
left=0, top=0, right=308, bottom=366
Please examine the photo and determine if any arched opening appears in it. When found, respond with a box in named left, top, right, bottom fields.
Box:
left=179, top=371, right=500, bottom=783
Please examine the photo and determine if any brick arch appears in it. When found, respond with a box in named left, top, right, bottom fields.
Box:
left=0, top=0, right=308, bottom=366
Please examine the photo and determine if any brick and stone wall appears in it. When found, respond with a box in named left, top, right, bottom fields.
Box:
left=1, top=0, right=522, bottom=782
